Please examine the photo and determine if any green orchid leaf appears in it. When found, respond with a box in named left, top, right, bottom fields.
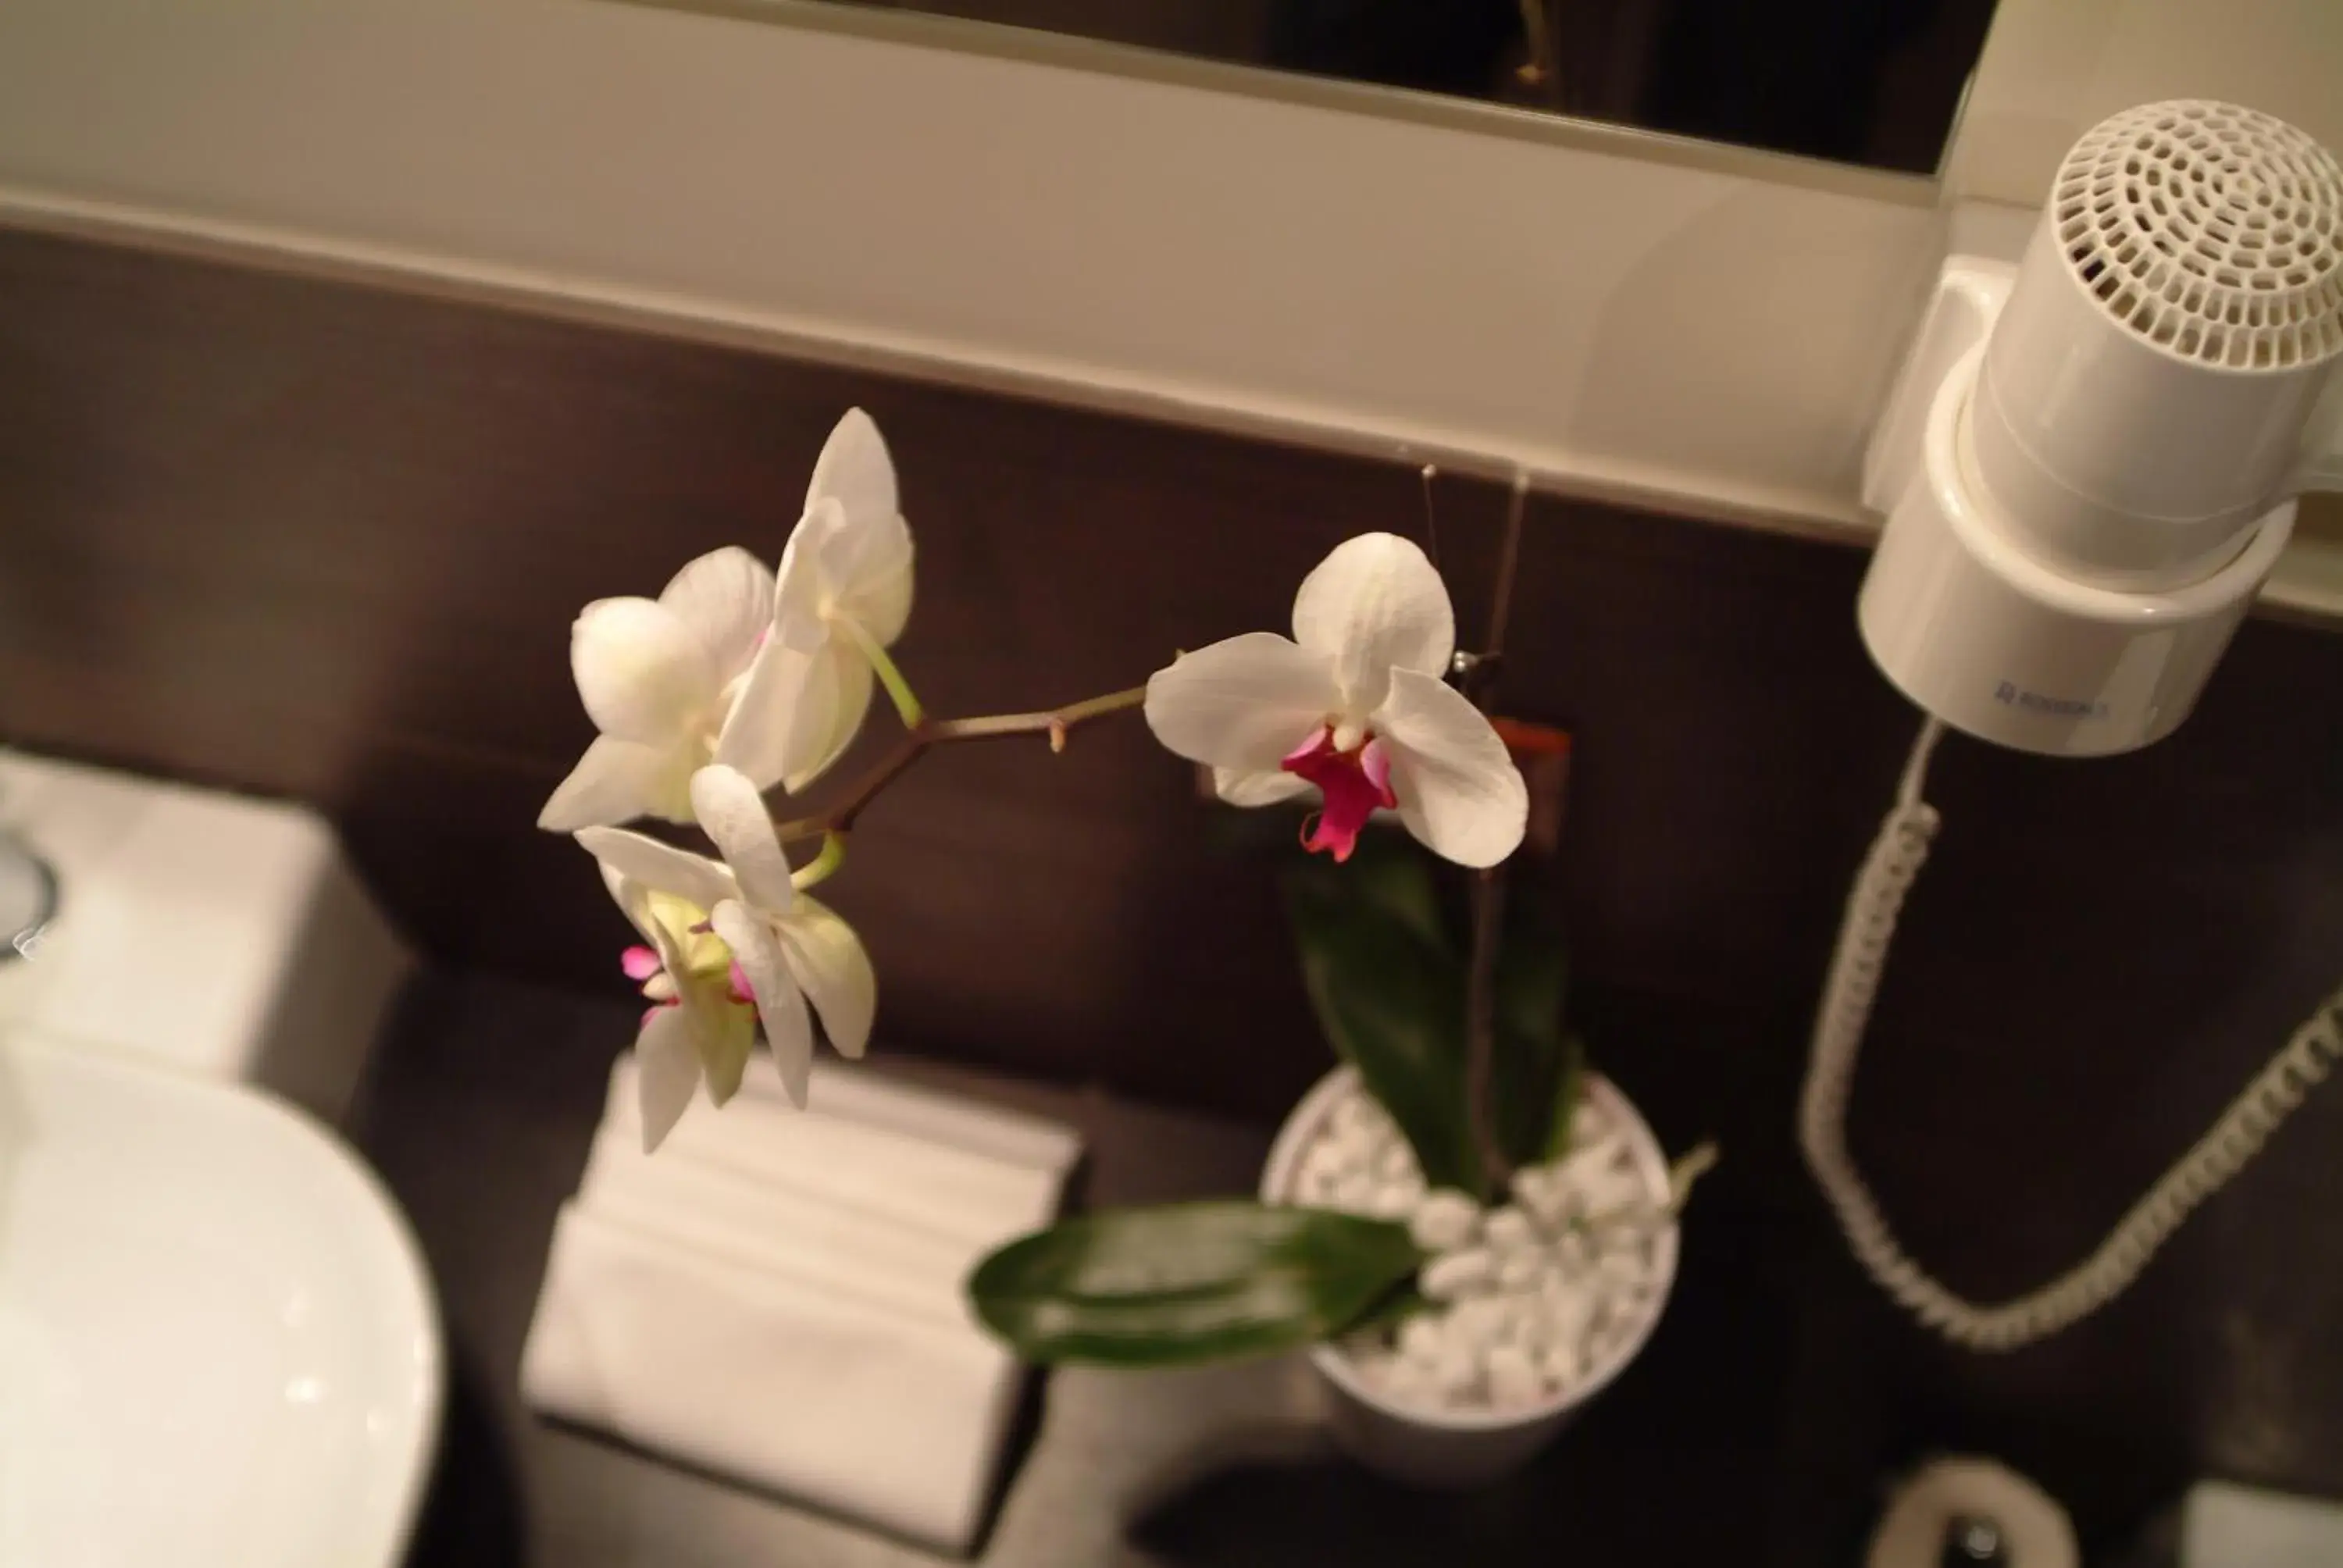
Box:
left=1489, top=875, right=1578, bottom=1169
left=1539, top=1034, right=1589, bottom=1164
left=968, top=1201, right=1425, bottom=1367
left=1284, top=833, right=1582, bottom=1196
left=1346, top=1276, right=1435, bottom=1337
left=1328, top=828, right=1451, bottom=952
left=1285, top=853, right=1483, bottom=1196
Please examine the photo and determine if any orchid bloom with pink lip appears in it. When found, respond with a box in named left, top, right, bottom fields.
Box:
left=619, top=942, right=755, bottom=1018
left=577, top=765, right=876, bottom=1123
left=593, top=862, right=760, bottom=1152
left=715, top=408, right=915, bottom=795
left=539, top=547, right=780, bottom=832
left=1144, top=533, right=1527, bottom=868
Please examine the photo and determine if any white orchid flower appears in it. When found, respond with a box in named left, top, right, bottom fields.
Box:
left=594, top=862, right=759, bottom=1153
left=540, top=547, right=779, bottom=831
left=576, top=765, right=875, bottom=1114
left=715, top=408, right=915, bottom=794
left=1144, top=533, right=1528, bottom=868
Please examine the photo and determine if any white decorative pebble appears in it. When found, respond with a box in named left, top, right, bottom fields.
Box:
left=1535, top=1280, right=1596, bottom=1348
left=1432, top=1342, right=1483, bottom=1402
left=1485, top=1343, right=1542, bottom=1408
left=1513, top=1168, right=1576, bottom=1228
left=1409, top=1188, right=1482, bottom=1252
left=1448, top=1295, right=1508, bottom=1345
left=1421, top=1246, right=1495, bottom=1301
left=1482, top=1206, right=1535, bottom=1254
left=1594, top=1174, right=1646, bottom=1215
left=1306, top=1085, right=1674, bottom=1422
left=1301, top=1155, right=1350, bottom=1199
left=1599, top=1248, right=1649, bottom=1288
left=1496, top=1249, right=1544, bottom=1292
left=1560, top=1134, right=1623, bottom=1181
left=1383, top=1360, right=1439, bottom=1406
left=1397, top=1313, right=1445, bottom=1365
left=1537, top=1342, right=1584, bottom=1394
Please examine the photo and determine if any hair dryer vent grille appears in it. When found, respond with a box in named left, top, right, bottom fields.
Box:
left=2053, top=100, right=2343, bottom=371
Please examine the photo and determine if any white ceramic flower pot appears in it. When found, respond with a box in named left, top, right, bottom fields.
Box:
left=1259, top=1064, right=1679, bottom=1489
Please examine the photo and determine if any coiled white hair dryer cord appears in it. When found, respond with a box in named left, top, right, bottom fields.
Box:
left=1800, top=717, right=2343, bottom=1351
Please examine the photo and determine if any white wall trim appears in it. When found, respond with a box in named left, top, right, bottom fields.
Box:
left=0, top=0, right=2338, bottom=618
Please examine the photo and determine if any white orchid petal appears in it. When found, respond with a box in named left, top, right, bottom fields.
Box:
left=633, top=1003, right=702, bottom=1153
left=690, top=996, right=758, bottom=1109
left=806, top=408, right=900, bottom=530
left=821, top=516, right=915, bottom=648
left=689, top=765, right=796, bottom=914
left=776, top=895, right=876, bottom=1060
left=840, top=543, right=915, bottom=647
left=575, top=827, right=737, bottom=913
left=769, top=515, right=831, bottom=654
left=711, top=902, right=812, bottom=1109
left=640, top=897, right=702, bottom=987
left=711, top=640, right=806, bottom=789
left=1374, top=668, right=1528, bottom=868
left=598, top=865, right=661, bottom=950
left=780, top=640, right=875, bottom=794
left=659, top=546, right=774, bottom=681
left=539, top=736, right=695, bottom=830
left=572, top=597, right=721, bottom=744
left=1212, top=766, right=1316, bottom=807
left=1290, top=533, right=1455, bottom=715
left=1143, top=633, right=1337, bottom=773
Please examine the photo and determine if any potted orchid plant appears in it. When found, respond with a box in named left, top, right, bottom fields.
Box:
left=540, top=409, right=1711, bottom=1487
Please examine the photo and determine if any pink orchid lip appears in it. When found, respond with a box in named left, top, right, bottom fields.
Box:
left=624, top=944, right=755, bottom=1008
left=1282, top=726, right=1397, bottom=864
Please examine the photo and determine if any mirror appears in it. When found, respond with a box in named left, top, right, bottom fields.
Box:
left=819, top=0, right=1999, bottom=173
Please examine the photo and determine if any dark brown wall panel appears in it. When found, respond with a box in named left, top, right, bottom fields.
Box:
left=7, top=225, right=2343, bottom=1520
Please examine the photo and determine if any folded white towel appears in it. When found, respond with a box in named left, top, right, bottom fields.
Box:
left=736, top=1057, right=1082, bottom=1175
left=519, top=1055, right=1079, bottom=1554
left=604, top=1057, right=1075, bottom=1253
left=577, top=1124, right=993, bottom=1323
left=522, top=1203, right=1023, bottom=1551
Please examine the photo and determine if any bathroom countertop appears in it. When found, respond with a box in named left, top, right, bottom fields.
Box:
left=353, top=971, right=1841, bottom=1568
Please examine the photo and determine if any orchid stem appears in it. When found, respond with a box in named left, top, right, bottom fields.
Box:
left=1464, top=864, right=1513, bottom=1195
left=1462, top=472, right=1533, bottom=1196
left=771, top=684, right=1149, bottom=843
left=791, top=831, right=847, bottom=890
left=936, top=686, right=1149, bottom=750
left=841, top=618, right=925, bottom=730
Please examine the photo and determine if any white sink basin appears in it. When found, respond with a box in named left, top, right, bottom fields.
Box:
left=0, top=1035, right=440, bottom=1568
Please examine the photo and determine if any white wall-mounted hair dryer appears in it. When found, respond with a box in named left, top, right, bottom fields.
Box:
left=1805, top=102, right=2343, bottom=1352
left=1860, top=100, right=2343, bottom=757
